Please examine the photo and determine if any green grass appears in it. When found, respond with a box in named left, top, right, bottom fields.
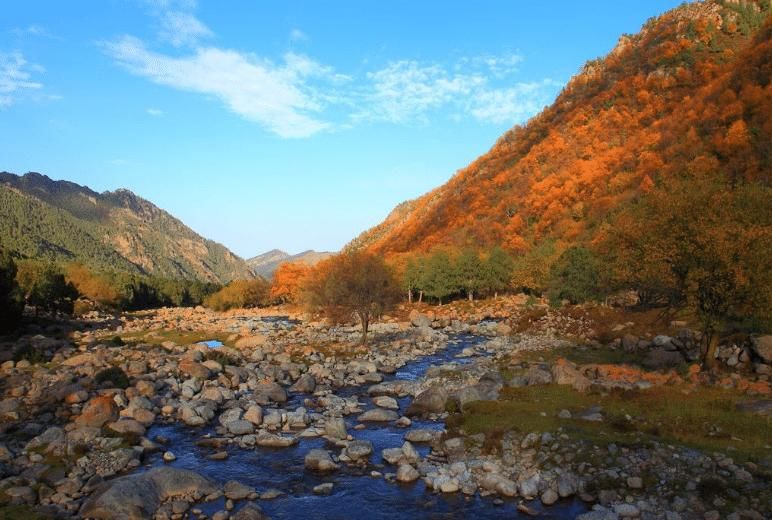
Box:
left=114, top=329, right=235, bottom=349
left=450, top=384, right=772, bottom=461
left=511, top=343, right=649, bottom=367
left=0, top=505, right=52, bottom=520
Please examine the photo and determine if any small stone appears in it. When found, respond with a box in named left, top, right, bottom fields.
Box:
left=541, top=488, right=558, bottom=505
left=396, top=464, right=419, bottom=482
left=313, top=483, right=334, bottom=495
left=163, top=451, right=176, bottom=462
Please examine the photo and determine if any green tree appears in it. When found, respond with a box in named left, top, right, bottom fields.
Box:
left=304, top=251, right=400, bottom=345
left=0, top=252, right=23, bottom=332
left=455, top=248, right=484, bottom=301
left=482, top=246, right=515, bottom=299
left=604, top=175, right=772, bottom=367
left=547, top=247, right=601, bottom=305
left=511, top=240, right=558, bottom=294
left=421, top=251, right=458, bottom=305
left=18, top=262, right=79, bottom=316
left=402, top=256, right=426, bottom=304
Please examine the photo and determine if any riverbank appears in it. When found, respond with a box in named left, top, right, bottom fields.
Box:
left=0, top=298, right=769, bottom=519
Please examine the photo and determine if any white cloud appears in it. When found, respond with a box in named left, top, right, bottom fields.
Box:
left=159, top=11, right=212, bottom=47
left=104, top=36, right=334, bottom=137
left=357, top=56, right=560, bottom=125
left=0, top=51, right=43, bottom=107
left=290, top=28, right=308, bottom=42
left=468, top=79, right=561, bottom=124
left=146, top=107, right=163, bottom=116
left=359, top=60, right=483, bottom=123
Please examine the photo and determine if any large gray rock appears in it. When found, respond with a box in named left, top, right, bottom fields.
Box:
left=642, top=348, right=684, bottom=370
left=751, top=335, right=772, bottom=363
left=406, top=386, right=448, bottom=416
left=304, top=449, right=338, bottom=472
left=324, top=417, right=348, bottom=439
left=358, top=408, right=399, bottom=422
left=79, top=467, right=217, bottom=519
left=290, top=373, right=316, bottom=393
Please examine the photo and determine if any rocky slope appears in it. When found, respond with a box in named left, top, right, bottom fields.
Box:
left=0, top=172, right=254, bottom=284
left=348, top=0, right=771, bottom=255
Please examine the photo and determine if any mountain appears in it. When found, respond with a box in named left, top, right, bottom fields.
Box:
left=348, top=0, right=770, bottom=257
left=0, top=172, right=254, bottom=284
left=248, top=249, right=334, bottom=278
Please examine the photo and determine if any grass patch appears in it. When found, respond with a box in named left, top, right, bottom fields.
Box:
left=0, top=505, right=52, bottom=520
left=116, top=329, right=235, bottom=349
left=514, top=344, right=648, bottom=367
left=452, top=384, right=771, bottom=461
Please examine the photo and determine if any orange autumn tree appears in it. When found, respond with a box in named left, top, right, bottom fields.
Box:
left=270, top=262, right=311, bottom=304
left=303, top=251, right=400, bottom=345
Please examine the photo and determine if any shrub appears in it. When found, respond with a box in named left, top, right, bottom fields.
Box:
left=547, top=247, right=601, bottom=305
left=0, top=251, right=23, bottom=333
left=204, top=278, right=271, bottom=311
left=94, top=367, right=130, bottom=389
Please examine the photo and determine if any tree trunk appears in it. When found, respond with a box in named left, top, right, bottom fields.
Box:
left=494, top=291, right=499, bottom=300
left=438, top=297, right=442, bottom=306
left=468, top=291, right=473, bottom=302
left=703, top=333, right=719, bottom=368
left=407, top=290, right=412, bottom=304
left=418, top=291, right=423, bottom=303
left=360, top=314, right=369, bottom=346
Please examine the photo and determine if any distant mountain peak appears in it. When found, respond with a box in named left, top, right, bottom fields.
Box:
left=247, top=249, right=334, bottom=278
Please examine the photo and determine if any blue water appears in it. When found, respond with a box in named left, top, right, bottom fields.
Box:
left=145, top=334, right=587, bottom=519
left=199, top=340, right=224, bottom=349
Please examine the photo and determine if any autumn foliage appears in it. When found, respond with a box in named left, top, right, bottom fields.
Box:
left=303, top=251, right=400, bottom=344
left=270, top=262, right=311, bottom=303
left=350, top=1, right=770, bottom=259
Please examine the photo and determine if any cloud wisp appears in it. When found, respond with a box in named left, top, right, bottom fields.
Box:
left=105, top=36, right=337, bottom=137
left=104, top=6, right=561, bottom=137
left=0, top=51, right=44, bottom=107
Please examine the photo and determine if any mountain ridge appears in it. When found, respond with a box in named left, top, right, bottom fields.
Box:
left=0, top=171, right=254, bottom=284
left=348, top=0, right=770, bottom=257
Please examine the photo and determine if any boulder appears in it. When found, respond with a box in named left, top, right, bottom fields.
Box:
left=79, top=467, right=217, bottom=519
left=227, top=420, right=255, bottom=436
left=751, top=336, right=772, bottom=363
left=76, top=395, right=119, bottom=428
left=551, top=359, right=592, bottom=392
left=304, top=449, right=338, bottom=472
left=224, top=480, right=255, bottom=500
left=290, top=373, right=316, bottom=393
left=232, top=502, right=269, bottom=520
left=344, top=440, right=373, bottom=461
left=642, top=349, right=684, bottom=370
left=324, top=417, right=348, bottom=439
left=406, top=386, right=448, bottom=416
left=525, top=366, right=553, bottom=386
left=107, top=419, right=146, bottom=437
left=243, top=405, right=263, bottom=426
left=358, top=408, right=399, bottom=422
left=372, top=396, right=399, bottom=409
left=409, top=310, right=431, bottom=328
left=396, top=464, right=419, bottom=482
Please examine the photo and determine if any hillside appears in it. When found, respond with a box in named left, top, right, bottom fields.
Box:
left=348, top=0, right=771, bottom=257
left=248, top=249, right=333, bottom=278
left=0, top=172, right=254, bottom=284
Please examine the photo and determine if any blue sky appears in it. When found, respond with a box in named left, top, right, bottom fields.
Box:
left=1, top=0, right=683, bottom=258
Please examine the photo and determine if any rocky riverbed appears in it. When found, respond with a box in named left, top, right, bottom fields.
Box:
left=0, top=302, right=770, bottom=519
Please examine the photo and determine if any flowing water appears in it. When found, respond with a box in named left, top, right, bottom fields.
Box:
left=144, top=334, right=587, bottom=519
